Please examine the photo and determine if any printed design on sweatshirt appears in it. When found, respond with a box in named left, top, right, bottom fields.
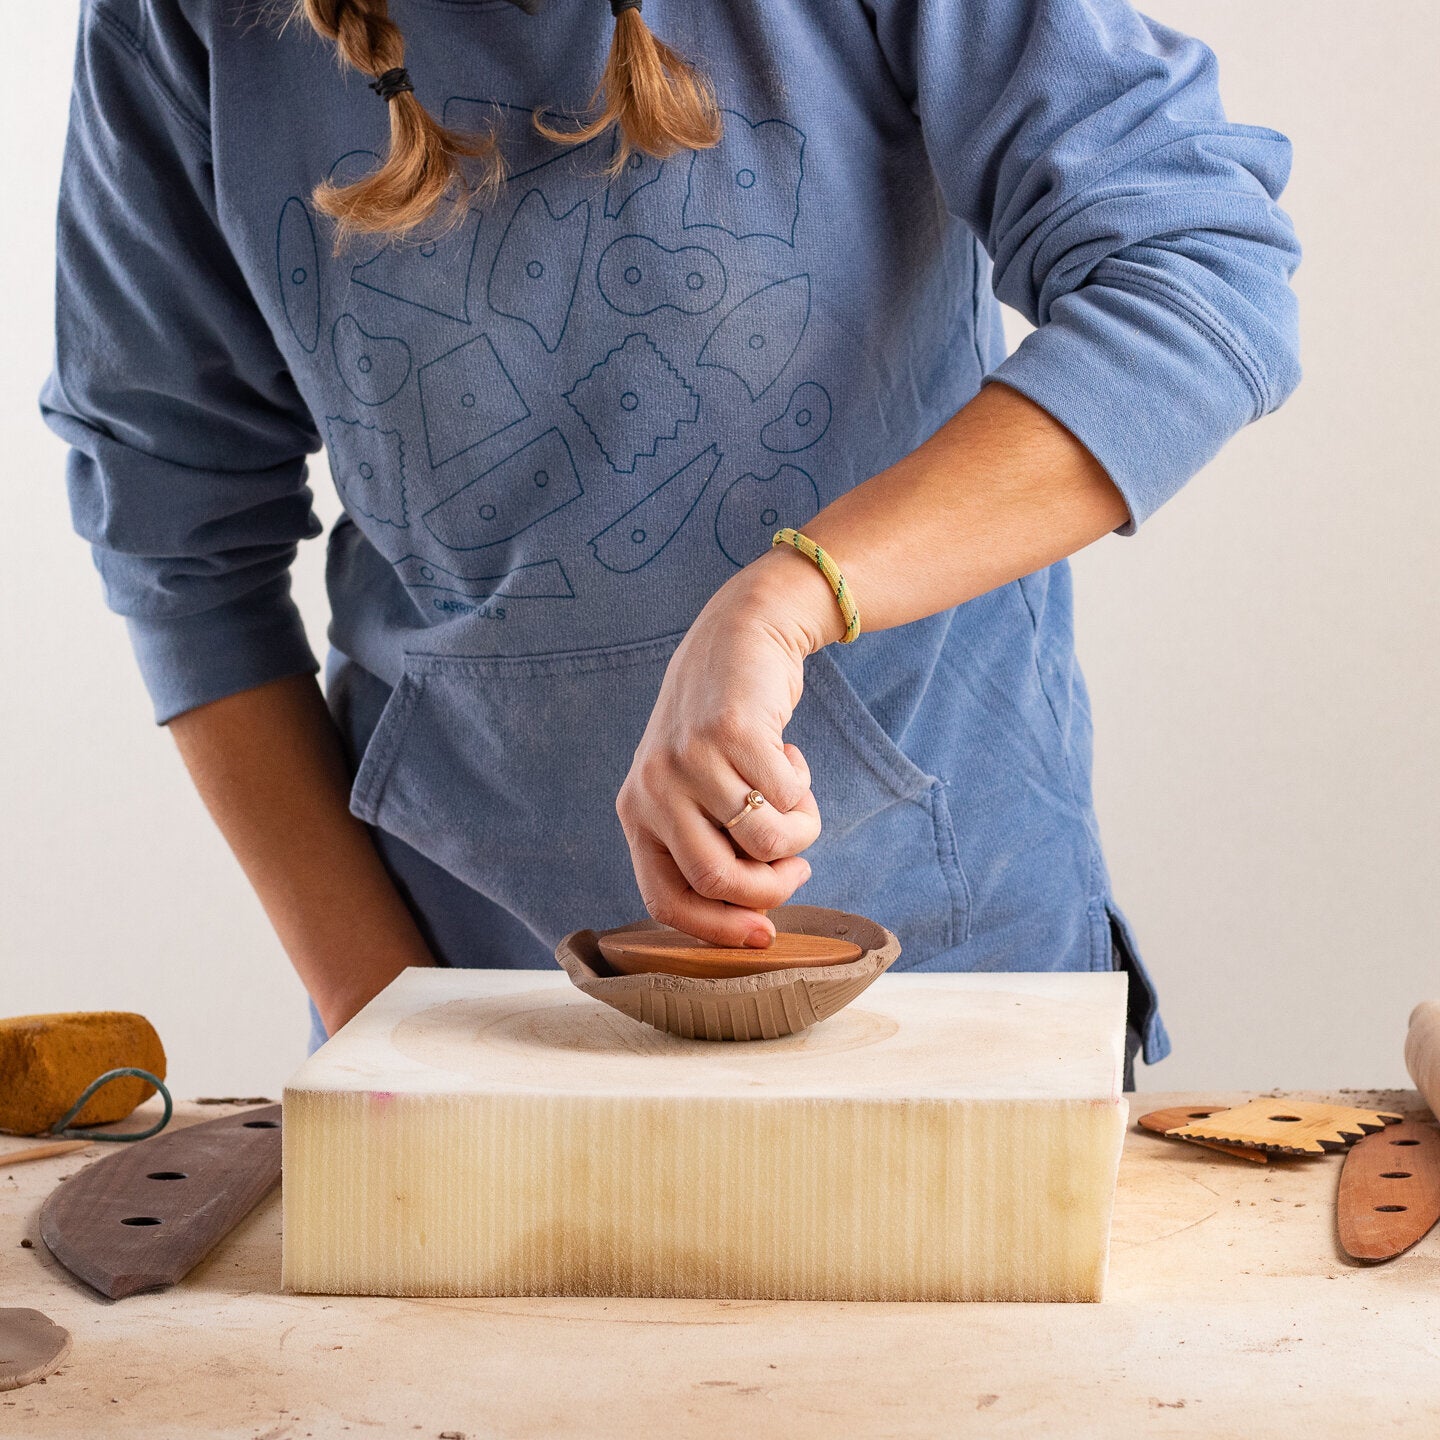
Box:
left=597, top=236, right=726, bottom=318
left=487, top=189, right=591, bottom=353
left=422, top=429, right=583, bottom=551
left=351, top=210, right=484, bottom=323
left=442, top=99, right=601, bottom=185
left=325, top=416, right=409, bottom=529
left=331, top=315, right=413, bottom=406
left=395, top=554, right=575, bottom=600
left=715, top=464, right=820, bottom=567
left=328, top=149, right=381, bottom=187
left=605, top=143, right=665, bottom=220
left=760, top=381, right=831, bottom=453
left=276, top=197, right=321, bottom=353
left=697, top=275, right=811, bottom=401
left=683, top=111, right=805, bottom=247
left=564, top=333, right=700, bottom=473
left=308, top=103, right=831, bottom=625
left=589, top=445, right=722, bottom=573
left=418, top=335, right=531, bottom=468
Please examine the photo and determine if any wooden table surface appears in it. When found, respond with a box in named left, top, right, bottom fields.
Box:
left=4, top=1092, right=1438, bottom=1438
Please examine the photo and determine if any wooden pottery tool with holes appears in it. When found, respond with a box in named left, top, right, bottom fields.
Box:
left=39, top=1105, right=281, bottom=1299
left=1137, top=1106, right=1268, bottom=1164
left=559, top=903, right=898, bottom=1040
left=0, top=1309, right=71, bottom=1392
left=1168, top=1099, right=1402, bottom=1156
left=283, top=968, right=1130, bottom=1301
left=1336, top=1115, right=1440, bottom=1261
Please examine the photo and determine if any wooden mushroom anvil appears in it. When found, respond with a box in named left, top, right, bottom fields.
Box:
left=597, top=928, right=864, bottom=978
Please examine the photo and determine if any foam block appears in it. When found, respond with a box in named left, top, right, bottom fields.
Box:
left=283, top=970, right=1128, bottom=1302
left=0, top=1013, right=165, bottom=1136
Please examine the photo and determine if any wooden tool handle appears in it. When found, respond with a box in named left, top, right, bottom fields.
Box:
left=1405, top=1001, right=1440, bottom=1120
left=0, top=1140, right=91, bottom=1168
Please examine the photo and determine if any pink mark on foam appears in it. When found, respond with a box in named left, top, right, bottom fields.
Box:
left=370, top=1090, right=396, bottom=1107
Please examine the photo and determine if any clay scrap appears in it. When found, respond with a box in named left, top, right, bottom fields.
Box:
left=0, top=1308, right=71, bottom=1392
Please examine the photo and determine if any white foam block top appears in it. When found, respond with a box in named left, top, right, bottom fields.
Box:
left=289, top=968, right=1128, bottom=1102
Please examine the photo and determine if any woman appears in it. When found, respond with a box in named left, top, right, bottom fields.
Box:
left=42, top=0, right=1301, bottom=1083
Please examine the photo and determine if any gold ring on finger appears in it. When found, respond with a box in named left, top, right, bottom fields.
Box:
left=721, top=789, right=767, bottom=830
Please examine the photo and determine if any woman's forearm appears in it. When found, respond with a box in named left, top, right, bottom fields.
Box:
left=167, top=673, right=437, bottom=1035
left=751, top=380, right=1130, bottom=650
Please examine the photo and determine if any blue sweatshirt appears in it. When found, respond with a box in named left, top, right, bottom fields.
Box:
left=41, top=0, right=1303, bottom=1064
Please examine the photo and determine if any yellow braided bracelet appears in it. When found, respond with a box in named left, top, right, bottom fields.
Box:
left=770, top=527, right=861, bottom=644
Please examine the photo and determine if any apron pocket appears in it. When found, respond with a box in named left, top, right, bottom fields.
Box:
left=350, top=631, right=688, bottom=946
left=790, top=648, right=972, bottom=963
left=349, top=635, right=972, bottom=961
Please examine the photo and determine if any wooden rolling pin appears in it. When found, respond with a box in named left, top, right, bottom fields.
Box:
left=1405, top=1001, right=1440, bottom=1119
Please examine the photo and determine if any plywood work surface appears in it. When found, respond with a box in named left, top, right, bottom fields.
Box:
left=6, top=1092, right=1439, bottom=1438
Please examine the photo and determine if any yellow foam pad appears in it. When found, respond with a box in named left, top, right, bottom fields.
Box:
left=0, top=1013, right=166, bottom=1136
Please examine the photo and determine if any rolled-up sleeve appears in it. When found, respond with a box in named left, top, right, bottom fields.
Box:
left=40, top=1, right=323, bottom=723
left=868, top=0, right=1302, bottom=531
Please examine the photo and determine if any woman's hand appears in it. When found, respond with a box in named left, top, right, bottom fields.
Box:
left=618, top=547, right=847, bottom=947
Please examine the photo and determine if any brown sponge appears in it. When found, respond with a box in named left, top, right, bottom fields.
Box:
left=0, top=1013, right=166, bottom=1136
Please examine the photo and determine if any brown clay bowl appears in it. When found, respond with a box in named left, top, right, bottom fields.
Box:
left=555, top=904, right=901, bottom=1041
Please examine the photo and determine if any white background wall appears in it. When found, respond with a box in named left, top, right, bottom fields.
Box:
left=3, top=3, right=1435, bottom=1096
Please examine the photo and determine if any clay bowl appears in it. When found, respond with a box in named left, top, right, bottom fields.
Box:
left=555, top=903, right=901, bottom=1041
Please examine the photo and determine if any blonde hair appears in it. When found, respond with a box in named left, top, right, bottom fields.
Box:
left=294, top=0, right=722, bottom=243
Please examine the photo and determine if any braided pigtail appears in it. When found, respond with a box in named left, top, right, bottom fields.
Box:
left=296, top=0, right=504, bottom=244
left=533, top=0, right=722, bottom=173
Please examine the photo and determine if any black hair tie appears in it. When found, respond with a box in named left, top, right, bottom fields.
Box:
left=368, top=67, right=414, bottom=103
left=611, top=0, right=642, bottom=15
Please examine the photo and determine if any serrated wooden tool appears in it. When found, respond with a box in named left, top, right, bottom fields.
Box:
left=1168, top=1099, right=1402, bottom=1156
left=1137, top=1106, right=1268, bottom=1164
left=1336, top=1115, right=1440, bottom=1261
